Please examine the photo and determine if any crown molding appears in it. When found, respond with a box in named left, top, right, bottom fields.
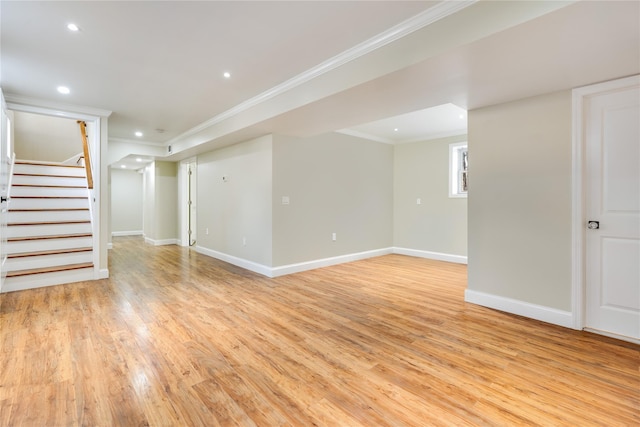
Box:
left=166, top=0, right=477, bottom=147
left=4, top=94, right=112, bottom=118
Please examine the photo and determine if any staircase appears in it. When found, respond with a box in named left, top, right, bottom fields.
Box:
left=4, top=160, right=95, bottom=292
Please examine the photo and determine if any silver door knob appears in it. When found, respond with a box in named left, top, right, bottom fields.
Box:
left=588, top=221, right=600, bottom=230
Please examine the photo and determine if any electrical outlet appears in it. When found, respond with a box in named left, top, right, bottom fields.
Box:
left=243, top=237, right=246, bottom=246
left=417, top=198, right=422, bottom=205
left=332, top=232, right=336, bottom=241
left=205, top=228, right=209, bottom=235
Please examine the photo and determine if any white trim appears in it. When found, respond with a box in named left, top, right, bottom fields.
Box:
left=571, top=74, right=640, bottom=331
left=393, top=247, right=467, bottom=264
left=165, top=1, right=477, bottom=148
left=5, top=94, right=112, bottom=119
left=193, top=246, right=468, bottom=278
left=95, top=268, right=109, bottom=280
left=271, top=248, right=394, bottom=278
left=107, top=243, right=113, bottom=250
left=194, top=246, right=273, bottom=277
left=144, top=237, right=179, bottom=246
left=112, top=230, right=143, bottom=237
left=464, top=289, right=574, bottom=329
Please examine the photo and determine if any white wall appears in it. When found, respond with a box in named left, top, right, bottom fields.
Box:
left=196, top=135, right=273, bottom=266
left=394, top=134, right=467, bottom=258
left=13, top=111, right=80, bottom=162
left=142, top=161, right=178, bottom=243
left=110, top=168, right=143, bottom=235
left=467, top=90, right=572, bottom=311
left=272, top=132, right=393, bottom=266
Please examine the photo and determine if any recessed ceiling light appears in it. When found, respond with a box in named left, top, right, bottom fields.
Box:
left=223, top=72, right=231, bottom=79
left=459, top=113, right=465, bottom=119
left=136, top=158, right=142, bottom=162
left=121, top=165, right=126, bottom=169
left=57, top=86, right=70, bottom=94
left=67, top=23, right=80, bottom=32
left=135, top=131, right=143, bottom=137
left=394, top=128, right=399, bottom=132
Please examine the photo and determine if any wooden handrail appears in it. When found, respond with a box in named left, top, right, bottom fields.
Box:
left=77, top=121, right=93, bottom=189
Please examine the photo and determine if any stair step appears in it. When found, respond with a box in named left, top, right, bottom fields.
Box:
left=10, top=186, right=88, bottom=198
left=13, top=162, right=86, bottom=178
left=8, top=197, right=90, bottom=210
left=13, top=174, right=86, bottom=187
left=6, top=222, right=92, bottom=238
left=2, top=266, right=95, bottom=293
left=6, top=235, right=93, bottom=255
left=7, top=232, right=93, bottom=242
left=7, top=247, right=93, bottom=258
left=15, top=160, right=84, bottom=168
left=7, top=209, right=90, bottom=223
left=12, top=183, right=87, bottom=189
left=6, top=262, right=94, bottom=278
left=5, top=251, right=94, bottom=272
left=8, top=220, right=91, bottom=227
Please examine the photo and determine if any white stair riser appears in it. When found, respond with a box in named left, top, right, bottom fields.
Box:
left=7, top=222, right=92, bottom=238
left=5, top=251, right=93, bottom=272
left=13, top=164, right=86, bottom=177
left=6, top=237, right=93, bottom=254
left=10, top=186, right=89, bottom=198
left=2, top=268, right=95, bottom=293
left=8, top=197, right=90, bottom=210
left=12, top=175, right=87, bottom=187
left=8, top=210, right=91, bottom=224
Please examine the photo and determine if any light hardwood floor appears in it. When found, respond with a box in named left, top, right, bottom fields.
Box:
left=1, top=236, right=638, bottom=426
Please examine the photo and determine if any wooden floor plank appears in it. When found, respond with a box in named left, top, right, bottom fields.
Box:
left=0, top=235, right=638, bottom=426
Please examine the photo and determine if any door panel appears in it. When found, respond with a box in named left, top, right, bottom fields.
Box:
left=585, top=81, right=640, bottom=340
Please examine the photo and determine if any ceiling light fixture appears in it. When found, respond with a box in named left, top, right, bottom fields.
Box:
left=394, top=128, right=399, bottom=132
left=57, top=86, right=70, bottom=94
left=135, top=131, right=143, bottom=137
left=121, top=165, right=126, bottom=169
left=223, top=72, right=231, bottom=79
left=459, top=114, right=465, bottom=119
left=67, top=23, right=80, bottom=32
left=136, top=158, right=143, bottom=162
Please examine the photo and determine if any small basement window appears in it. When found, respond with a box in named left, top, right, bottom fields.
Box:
left=449, top=142, right=468, bottom=198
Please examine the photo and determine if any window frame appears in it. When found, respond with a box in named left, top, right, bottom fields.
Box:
left=449, top=141, right=468, bottom=198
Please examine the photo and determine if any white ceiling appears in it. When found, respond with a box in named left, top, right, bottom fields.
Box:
left=338, top=103, right=467, bottom=144
left=2, top=1, right=639, bottom=163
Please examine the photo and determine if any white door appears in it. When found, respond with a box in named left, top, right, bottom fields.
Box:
left=584, top=77, right=640, bottom=341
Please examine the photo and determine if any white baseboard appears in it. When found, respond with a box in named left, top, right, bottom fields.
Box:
left=112, top=230, right=143, bottom=237
left=144, top=237, right=179, bottom=246
left=192, top=246, right=466, bottom=279
left=194, top=246, right=272, bottom=277
left=393, top=247, right=467, bottom=264
left=272, top=247, right=394, bottom=277
left=464, top=289, right=574, bottom=328
left=95, top=268, right=109, bottom=279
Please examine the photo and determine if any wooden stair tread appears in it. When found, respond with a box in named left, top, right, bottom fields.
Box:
left=12, top=184, right=87, bottom=188
left=7, top=247, right=93, bottom=258
left=8, top=233, right=92, bottom=242
left=15, top=161, right=84, bottom=169
left=6, top=262, right=94, bottom=278
left=8, top=220, right=90, bottom=226
left=8, top=208, right=89, bottom=212
left=9, top=195, right=88, bottom=199
left=14, top=173, right=85, bottom=178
